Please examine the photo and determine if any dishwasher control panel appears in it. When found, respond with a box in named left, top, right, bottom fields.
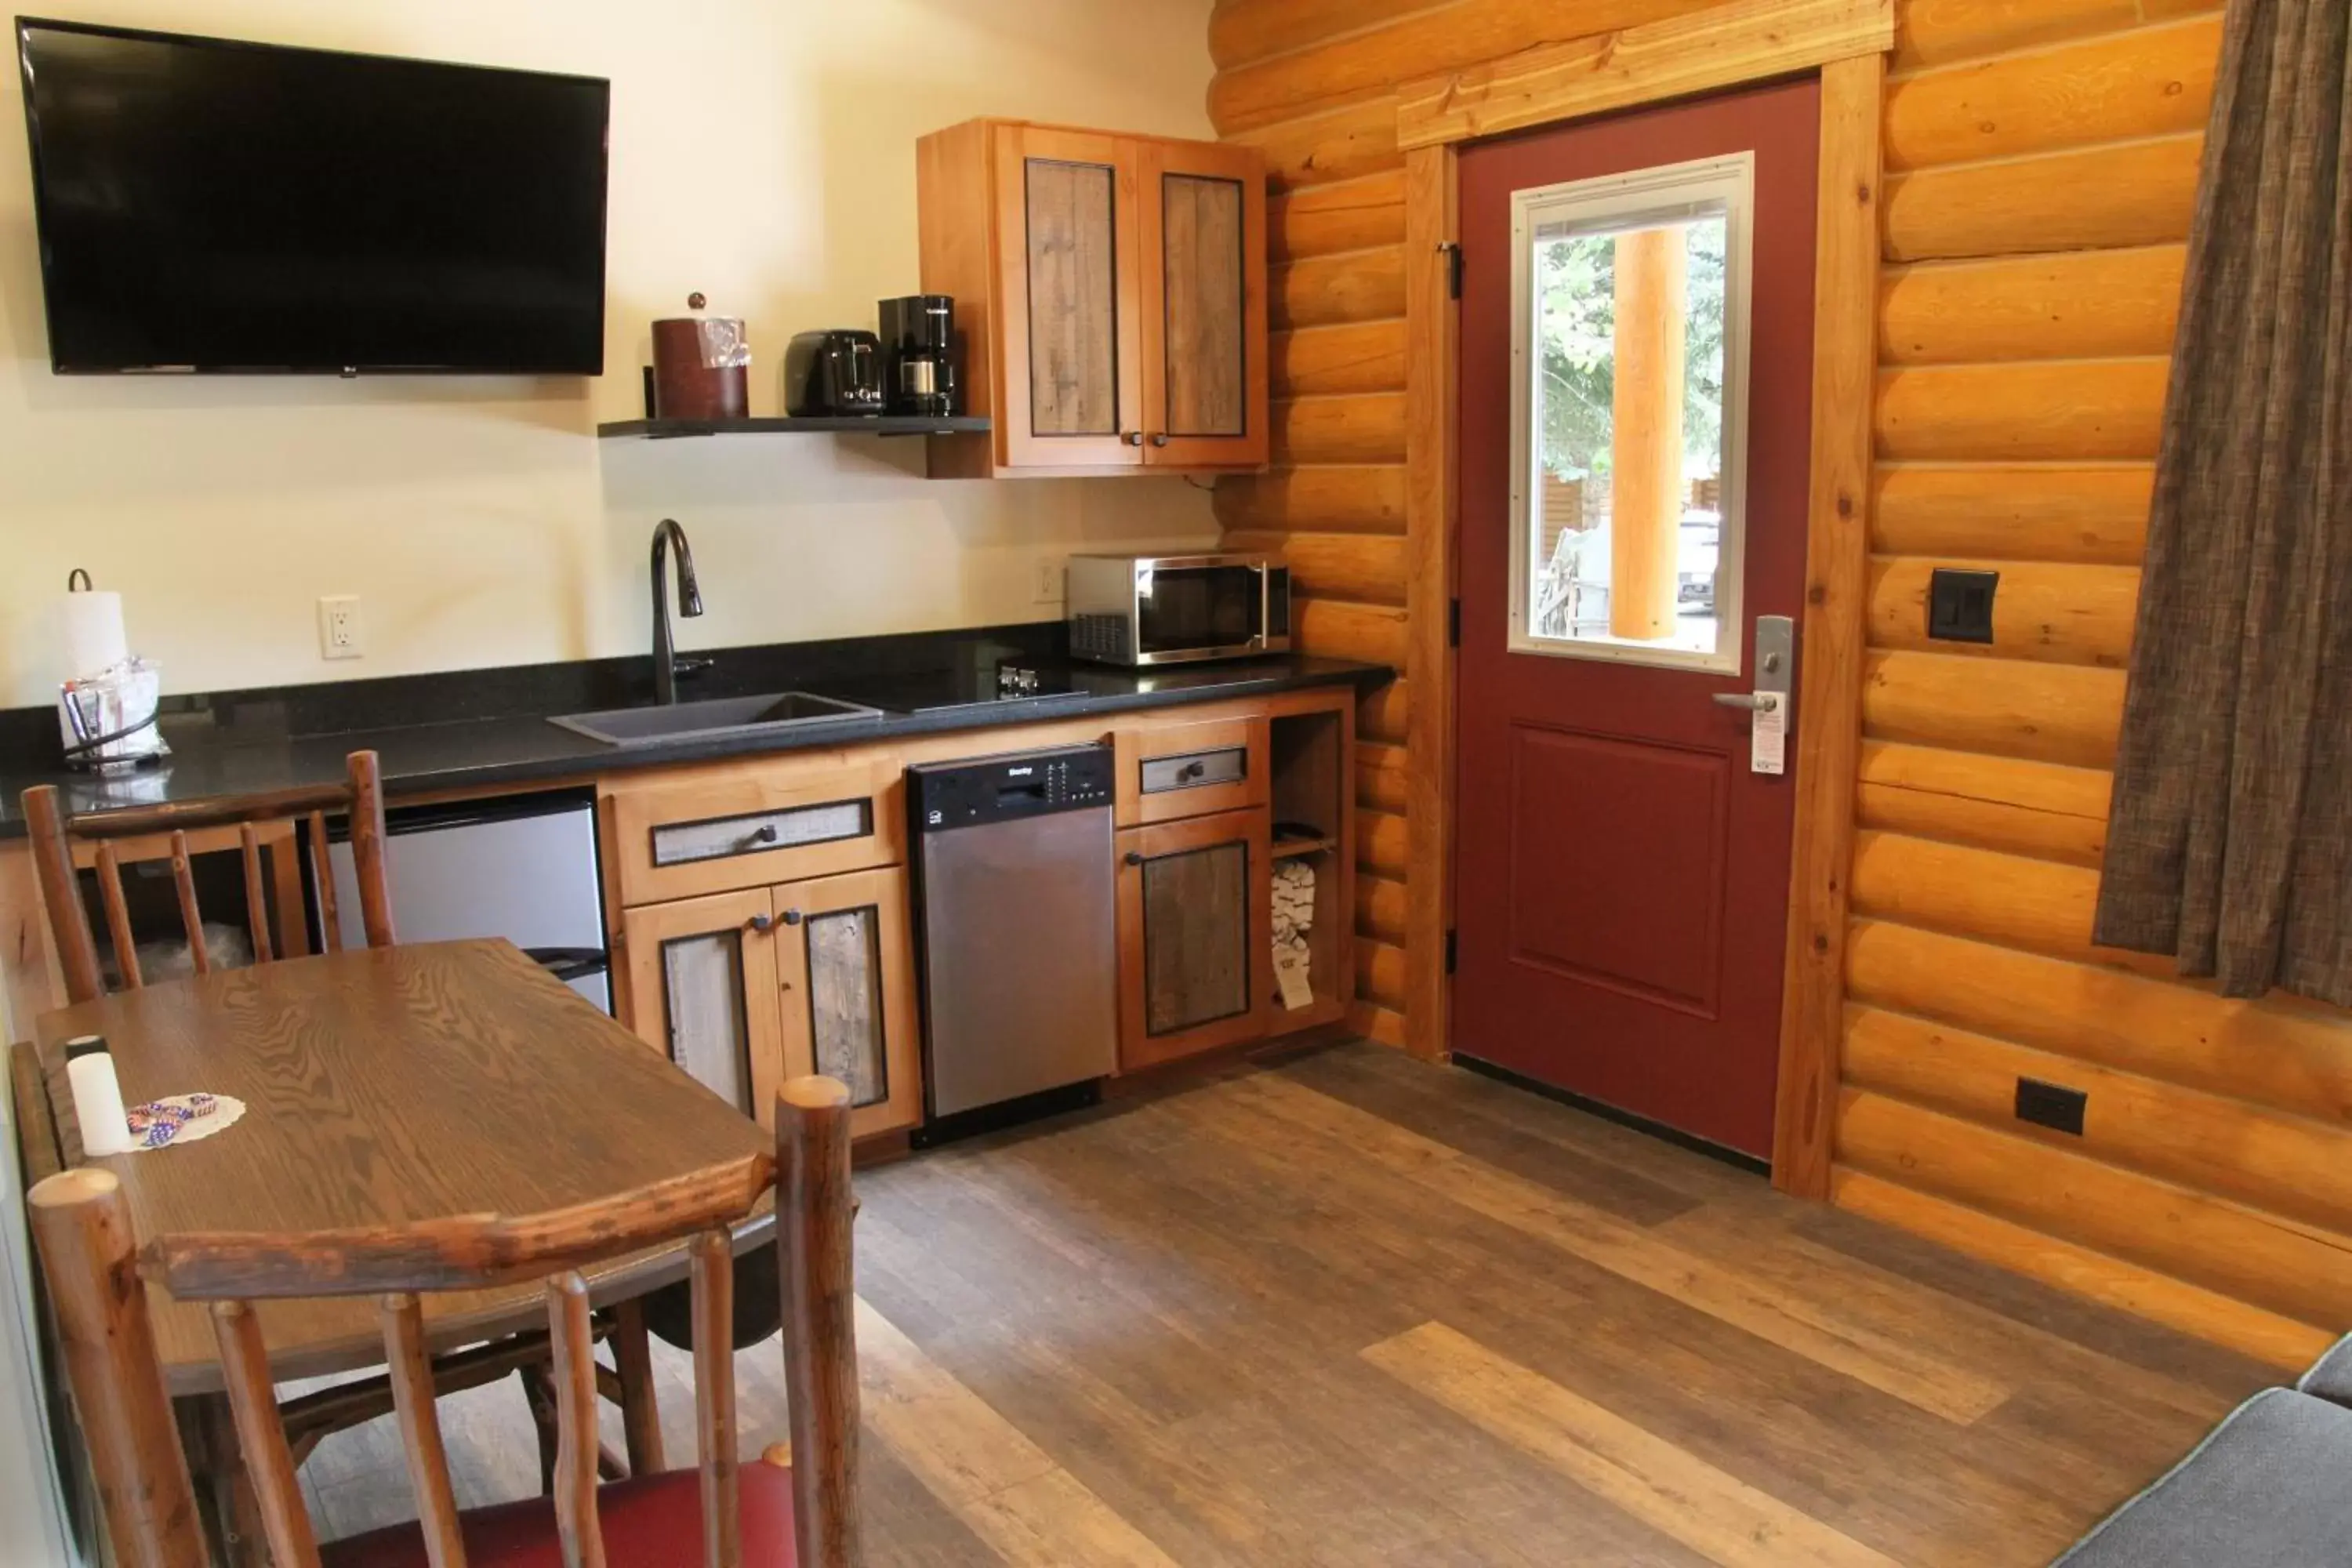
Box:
left=909, top=744, right=1115, bottom=831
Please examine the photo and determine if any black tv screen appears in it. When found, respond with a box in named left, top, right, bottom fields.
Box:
left=16, top=19, right=610, bottom=374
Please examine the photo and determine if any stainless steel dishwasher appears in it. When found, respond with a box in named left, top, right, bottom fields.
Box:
left=907, top=745, right=1120, bottom=1125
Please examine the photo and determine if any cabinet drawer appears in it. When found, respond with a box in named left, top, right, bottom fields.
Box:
left=1113, top=716, right=1268, bottom=826
left=610, top=755, right=902, bottom=905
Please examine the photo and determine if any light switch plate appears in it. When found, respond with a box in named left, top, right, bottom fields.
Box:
left=1032, top=558, right=1064, bottom=605
left=318, top=595, right=362, bottom=659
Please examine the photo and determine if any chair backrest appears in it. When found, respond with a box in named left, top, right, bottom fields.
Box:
left=27, top=1076, right=862, bottom=1568
left=22, top=749, right=398, bottom=1004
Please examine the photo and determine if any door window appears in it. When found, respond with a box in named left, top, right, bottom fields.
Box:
left=1508, top=155, right=1754, bottom=673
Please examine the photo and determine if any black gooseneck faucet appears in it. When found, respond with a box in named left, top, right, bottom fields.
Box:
left=650, top=518, right=705, bottom=706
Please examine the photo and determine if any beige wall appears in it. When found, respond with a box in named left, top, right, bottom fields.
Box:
left=0, top=0, right=1222, bottom=708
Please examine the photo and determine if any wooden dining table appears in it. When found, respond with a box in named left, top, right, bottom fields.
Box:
left=11, top=937, right=772, bottom=1558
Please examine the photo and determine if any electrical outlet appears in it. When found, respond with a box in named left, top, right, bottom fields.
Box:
left=318, top=595, right=362, bottom=660
left=1032, top=558, right=1064, bottom=605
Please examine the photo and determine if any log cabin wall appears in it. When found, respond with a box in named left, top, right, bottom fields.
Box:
left=1204, top=0, right=2352, bottom=1368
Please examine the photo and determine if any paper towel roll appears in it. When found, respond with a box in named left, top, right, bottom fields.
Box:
left=62, top=590, right=127, bottom=681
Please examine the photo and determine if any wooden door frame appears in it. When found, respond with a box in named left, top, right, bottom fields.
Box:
left=1396, top=0, right=1892, bottom=1198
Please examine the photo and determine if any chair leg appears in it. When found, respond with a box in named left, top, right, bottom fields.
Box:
left=611, top=1300, right=665, bottom=1478
left=520, top=1363, right=561, bottom=1497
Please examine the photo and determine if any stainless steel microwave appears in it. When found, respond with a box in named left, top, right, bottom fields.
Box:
left=1067, top=553, right=1291, bottom=666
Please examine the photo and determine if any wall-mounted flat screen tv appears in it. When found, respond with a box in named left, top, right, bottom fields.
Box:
left=16, top=18, right=610, bottom=374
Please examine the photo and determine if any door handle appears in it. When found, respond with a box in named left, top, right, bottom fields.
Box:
left=1122, top=431, right=1145, bottom=447
left=780, top=908, right=804, bottom=927
left=1712, top=692, right=1780, bottom=713
left=1150, top=433, right=1170, bottom=448
left=746, top=913, right=774, bottom=933
left=1724, top=615, right=1795, bottom=776
left=1124, top=851, right=1145, bottom=867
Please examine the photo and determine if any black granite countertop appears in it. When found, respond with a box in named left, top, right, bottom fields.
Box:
left=0, top=624, right=1389, bottom=837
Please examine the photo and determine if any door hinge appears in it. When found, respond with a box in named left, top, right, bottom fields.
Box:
left=1448, top=597, right=1461, bottom=648
left=1439, top=241, right=1464, bottom=299
left=1445, top=929, right=1458, bottom=975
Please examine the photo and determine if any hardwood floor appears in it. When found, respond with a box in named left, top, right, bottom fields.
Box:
left=296, top=1042, right=2274, bottom=1565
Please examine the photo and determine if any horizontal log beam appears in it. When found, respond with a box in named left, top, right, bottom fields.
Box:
left=1358, top=938, right=1409, bottom=1011
left=1876, top=360, right=2169, bottom=463
left=1223, top=531, right=1409, bottom=605
left=1275, top=394, right=1410, bottom=465
left=1297, top=597, right=1410, bottom=668
left=1396, top=0, right=1893, bottom=150
left=1880, top=246, right=2184, bottom=364
left=1871, top=464, right=2151, bottom=564
left=1208, top=0, right=1444, bottom=74
left=1271, top=170, right=1410, bottom=259
left=1361, top=678, right=1410, bottom=744
left=1843, top=1004, right=2352, bottom=1239
left=1358, top=873, right=1408, bottom=946
left=1273, top=321, right=1409, bottom=397
left=1849, top=828, right=2166, bottom=975
left=1210, top=0, right=1719, bottom=134
left=1215, top=466, right=1408, bottom=535
left=1357, top=742, right=1410, bottom=814
left=1843, top=916, right=2352, bottom=1123
left=1866, top=557, right=2140, bottom=668
left=1855, top=739, right=2111, bottom=866
left=1831, top=1166, right=2331, bottom=1370
left=1882, top=135, right=2202, bottom=262
left=1360, top=809, right=1409, bottom=880
left=1862, top=648, right=2125, bottom=768
left=1892, top=0, right=2144, bottom=71
left=1836, top=1087, right=2352, bottom=1330
left=1232, top=100, right=1403, bottom=194
left=1883, top=15, right=2220, bottom=172
left=1274, top=246, right=1409, bottom=331
left=1352, top=1003, right=1409, bottom=1049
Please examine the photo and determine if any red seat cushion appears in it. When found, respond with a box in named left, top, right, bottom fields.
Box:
left=321, top=1460, right=797, bottom=1568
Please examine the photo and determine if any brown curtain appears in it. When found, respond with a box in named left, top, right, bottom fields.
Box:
left=2094, top=0, right=2352, bottom=1006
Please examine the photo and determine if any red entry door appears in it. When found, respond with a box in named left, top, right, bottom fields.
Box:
left=1453, top=80, right=1820, bottom=1160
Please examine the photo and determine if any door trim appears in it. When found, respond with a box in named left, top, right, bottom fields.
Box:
left=1399, top=0, right=1892, bottom=1198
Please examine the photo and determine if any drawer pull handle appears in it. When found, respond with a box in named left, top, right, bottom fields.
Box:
left=741, top=823, right=780, bottom=848
left=1176, top=760, right=1206, bottom=783
left=781, top=908, right=804, bottom=927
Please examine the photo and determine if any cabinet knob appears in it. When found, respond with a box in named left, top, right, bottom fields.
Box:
left=751, top=823, right=779, bottom=843
left=1122, top=430, right=1144, bottom=448
left=1150, top=433, right=1170, bottom=448
left=1123, top=851, right=1145, bottom=867
left=781, top=908, right=804, bottom=926
left=746, top=913, right=774, bottom=933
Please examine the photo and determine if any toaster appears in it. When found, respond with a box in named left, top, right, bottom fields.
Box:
left=785, top=329, right=886, bottom=417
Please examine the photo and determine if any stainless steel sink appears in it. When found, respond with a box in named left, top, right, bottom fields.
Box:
left=550, top=691, right=884, bottom=748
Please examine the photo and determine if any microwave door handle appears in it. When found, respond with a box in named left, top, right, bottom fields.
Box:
left=1257, top=560, right=1272, bottom=651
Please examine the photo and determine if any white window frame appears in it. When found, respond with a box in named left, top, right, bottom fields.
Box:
left=1506, top=152, right=1757, bottom=675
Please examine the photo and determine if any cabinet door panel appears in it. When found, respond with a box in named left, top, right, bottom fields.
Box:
left=774, top=866, right=924, bottom=1139
left=1117, top=808, right=1273, bottom=1070
left=621, top=887, right=783, bottom=1126
left=995, top=127, right=1144, bottom=470
left=1159, top=173, right=1247, bottom=437
left=1140, top=140, right=1269, bottom=470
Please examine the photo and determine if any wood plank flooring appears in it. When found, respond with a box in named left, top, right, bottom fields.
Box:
left=296, top=1042, right=2275, bottom=1565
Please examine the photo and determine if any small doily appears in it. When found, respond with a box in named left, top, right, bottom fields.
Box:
left=125, top=1093, right=245, bottom=1151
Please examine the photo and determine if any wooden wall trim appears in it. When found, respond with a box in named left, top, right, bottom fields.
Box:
left=1401, top=144, right=1458, bottom=1064
left=1771, top=50, right=1886, bottom=1199
left=1395, top=0, right=1895, bottom=151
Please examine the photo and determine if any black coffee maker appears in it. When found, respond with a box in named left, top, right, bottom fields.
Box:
left=878, top=295, right=958, bottom=417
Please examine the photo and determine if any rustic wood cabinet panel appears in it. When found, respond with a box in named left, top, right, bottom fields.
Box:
left=1142, top=140, right=1271, bottom=469
left=1116, top=807, right=1273, bottom=1070
left=771, top=865, right=924, bottom=1141
left=920, top=117, right=1269, bottom=477
left=620, top=887, right=784, bottom=1126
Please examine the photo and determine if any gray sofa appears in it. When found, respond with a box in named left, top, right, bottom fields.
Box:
left=2055, top=1334, right=2352, bottom=1566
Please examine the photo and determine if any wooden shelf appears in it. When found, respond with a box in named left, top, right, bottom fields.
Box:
left=597, top=415, right=993, bottom=441
left=1271, top=834, right=1337, bottom=860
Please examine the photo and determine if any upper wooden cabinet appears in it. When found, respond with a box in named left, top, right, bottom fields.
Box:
left=917, top=118, right=1269, bottom=477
